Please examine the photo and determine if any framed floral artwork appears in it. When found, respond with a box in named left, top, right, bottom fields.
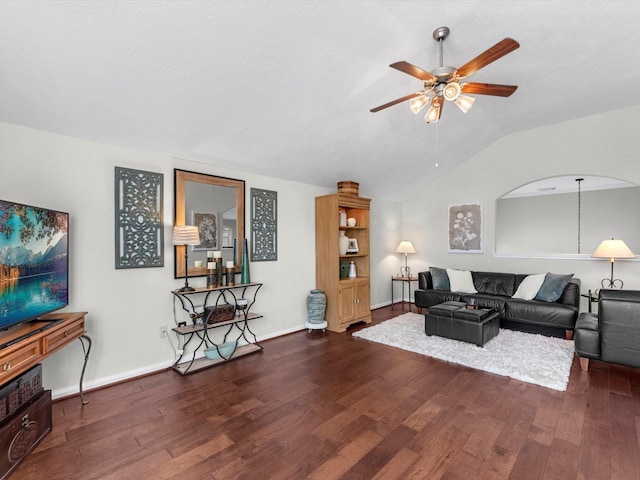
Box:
left=191, top=212, right=219, bottom=250
left=448, top=203, right=483, bottom=253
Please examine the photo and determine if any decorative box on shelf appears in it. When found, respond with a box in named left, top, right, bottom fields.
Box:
left=204, top=304, right=235, bottom=324
left=337, top=181, right=359, bottom=195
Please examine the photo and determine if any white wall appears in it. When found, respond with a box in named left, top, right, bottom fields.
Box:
left=0, top=122, right=342, bottom=397
left=496, top=186, right=640, bottom=254
left=368, top=195, right=405, bottom=307
left=9, top=102, right=634, bottom=398
left=403, top=104, right=640, bottom=308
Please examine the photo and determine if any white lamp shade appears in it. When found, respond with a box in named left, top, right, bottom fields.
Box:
left=592, top=238, right=635, bottom=260
left=172, top=225, right=201, bottom=246
left=395, top=240, right=416, bottom=255
left=443, top=82, right=461, bottom=101
left=409, top=94, right=430, bottom=114
left=424, top=97, right=442, bottom=123
left=454, top=94, right=475, bottom=113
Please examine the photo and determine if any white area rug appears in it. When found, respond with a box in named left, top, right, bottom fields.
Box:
left=353, top=312, right=575, bottom=391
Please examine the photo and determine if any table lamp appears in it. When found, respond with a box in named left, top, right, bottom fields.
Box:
left=592, top=238, right=635, bottom=288
left=395, top=240, right=416, bottom=278
left=172, top=225, right=201, bottom=292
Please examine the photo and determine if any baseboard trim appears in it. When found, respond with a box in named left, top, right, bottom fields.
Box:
left=52, top=324, right=308, bottom=400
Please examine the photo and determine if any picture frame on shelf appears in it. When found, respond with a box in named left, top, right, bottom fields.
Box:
left=347, top=238, right=359, bottom=254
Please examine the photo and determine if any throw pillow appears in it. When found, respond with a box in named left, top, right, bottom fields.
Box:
left=430, top=267, right=450, bottom=290
left=446, top=268, right=477, bottom=293
left=512, top=273, right=546, bottom=300
left=534, top=273, right=574, bottom=302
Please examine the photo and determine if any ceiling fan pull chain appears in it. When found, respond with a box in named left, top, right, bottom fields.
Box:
left=435, top=121, right=439, bottom=168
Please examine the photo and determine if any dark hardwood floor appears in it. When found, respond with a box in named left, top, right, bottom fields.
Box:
left=12, top=304, right=640, bottom=479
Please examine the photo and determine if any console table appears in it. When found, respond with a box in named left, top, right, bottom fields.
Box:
left=171, top=283, right=263, bottom=375
left=0, top=311, right=91, bottom=404
left=391, top=276, right=418, bottom=312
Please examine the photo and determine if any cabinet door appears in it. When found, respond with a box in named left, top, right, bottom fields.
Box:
left=355, top=279, right=370, bottom=320
left=338, top=283, right=356, bottom=324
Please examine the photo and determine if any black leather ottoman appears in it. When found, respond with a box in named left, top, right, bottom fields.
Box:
left=425, top=301, right=500, bottom=347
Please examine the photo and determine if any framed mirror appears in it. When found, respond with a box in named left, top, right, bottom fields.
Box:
left=174, top=169, right=245, bottom=278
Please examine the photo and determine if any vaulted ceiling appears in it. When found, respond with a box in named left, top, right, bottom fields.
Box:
left=1, top=1, right=639, bottom=201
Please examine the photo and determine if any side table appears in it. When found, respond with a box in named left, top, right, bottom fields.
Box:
left=581, top=289, right=598, bottom=313
left=391, top=276, right=418, bottom=312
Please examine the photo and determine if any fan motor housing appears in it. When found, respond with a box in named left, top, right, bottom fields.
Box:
left=431, top=66, right=455, bottom=83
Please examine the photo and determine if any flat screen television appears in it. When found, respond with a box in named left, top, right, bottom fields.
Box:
left=0, top=199, right=69, bottom=332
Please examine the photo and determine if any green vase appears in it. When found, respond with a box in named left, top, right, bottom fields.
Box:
left=307, top=289, right=327, bottom=324
left=241, top=238, right=250, bottom=284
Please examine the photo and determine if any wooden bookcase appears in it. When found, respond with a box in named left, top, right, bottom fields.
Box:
left=315, top=193, right=371, bottom=332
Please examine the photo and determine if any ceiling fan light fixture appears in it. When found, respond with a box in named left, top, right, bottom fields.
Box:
left=424, top=97, right=442, bottom=123
left=454, top=94, right=475, bottom=113
left=409, top=94, right=430, bottom=114
left=443, top=82, right=461, bottom=101
left=369, top=27, right=519, bottom=124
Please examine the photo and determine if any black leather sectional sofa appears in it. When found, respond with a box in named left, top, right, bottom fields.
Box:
left=575, top=289, right=640, bottom=370
left=415, top=269, right=581, bottom=339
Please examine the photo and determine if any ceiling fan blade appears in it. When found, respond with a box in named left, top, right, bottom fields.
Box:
left=454, top=38, right=520, bottom=79
left=461, top=82, right=518, bottom=97
left=389, top=61, right=438, bottom=83
left=370, top=92, right=423, bottom=113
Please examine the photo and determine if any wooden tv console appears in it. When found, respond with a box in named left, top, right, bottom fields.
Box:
left=0, top=311, right=90, bottom=404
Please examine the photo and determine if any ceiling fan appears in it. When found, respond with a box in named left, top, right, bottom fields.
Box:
left=370, top=26, right=520, bottom=123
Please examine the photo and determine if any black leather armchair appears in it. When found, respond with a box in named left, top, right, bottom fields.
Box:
left=574, top=289, right=640, bottom=371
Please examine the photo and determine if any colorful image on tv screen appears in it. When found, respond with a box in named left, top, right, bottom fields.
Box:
left=0, top=200, right=69, bottom=330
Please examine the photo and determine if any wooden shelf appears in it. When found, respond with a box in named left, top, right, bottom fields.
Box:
left=171, top=283, right=263, bottom=375
left=316, top=192, right=371, bottom=333
left=172, top=312, right=263, bottom=335
left=340, top=252, right=367, bottom=259
left=172, top=343, right=262, bottom=375
left=171, top=282, right=262, bottom=295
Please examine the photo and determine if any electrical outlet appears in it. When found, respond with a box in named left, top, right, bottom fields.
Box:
left=159, top=326, right=168, bottom=338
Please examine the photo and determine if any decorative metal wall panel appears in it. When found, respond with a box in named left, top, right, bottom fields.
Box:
left=250, top=188, right=277, bottom=261
left=115, top=167, right=164, bottom=268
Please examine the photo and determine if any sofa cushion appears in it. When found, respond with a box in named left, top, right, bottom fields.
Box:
left=574, top=312, right=600, bottom=359
left=461, top=294, right=507, bottom=314
left=416, top=289, right=463, bottom=309
left=506, top=299, right=577, bottom=329
left=512, top=273, right=546, bottom=300
left=472, top=271, right=517, bottom=297
left=535, top=273, right=574, bottom=302
left=430, top=267, right=450, bottom=291
left=446, top=269, right=477, bottom=293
